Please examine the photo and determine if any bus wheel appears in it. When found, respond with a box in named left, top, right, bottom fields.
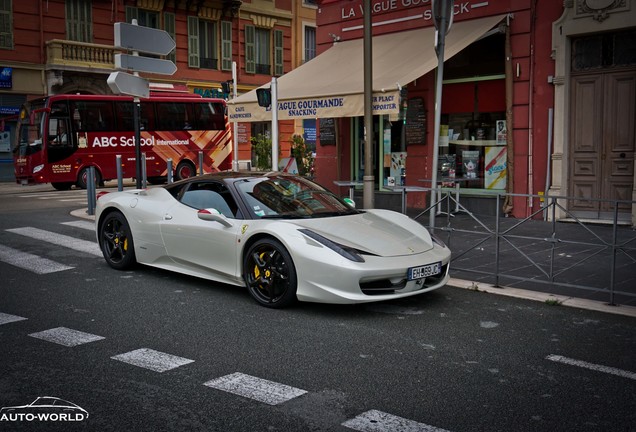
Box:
left=175, top=161, right=196, bottom=180
left=52, top=182, right=73, bottom=191
left=77, top=167, right=102, bottom=189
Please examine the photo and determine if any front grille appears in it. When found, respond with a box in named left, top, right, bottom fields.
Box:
left=360, top=263, right=449, bottom=295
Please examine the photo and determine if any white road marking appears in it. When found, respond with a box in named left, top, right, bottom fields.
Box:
left=0, top=244, right=74, bottom=274
left=29, top=327, right=105, bottom=347
left=342, top=410, right=452, bottom=432
left=60, top=198, right=88, bottom=202
left=6, top=227, right=101, bottom=256
left=0, top=312, right=28, bottom=325
left=111, top=348, right=194, bottom=372
left=203, top=372, right=307, bottom=406
left=61, top=220, right=95, bottom=231
left=546, top=354, right=636, bottom=381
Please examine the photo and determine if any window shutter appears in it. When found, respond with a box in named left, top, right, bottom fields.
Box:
left=274, top=29, right=283, bottom=76
left=245, top=25, right=255, bottom=74
left=221, top=21, right=232, bottom=71
left=125, top=6, right=138, bottom=23
left=187, top=16, right=199, bottom=68
left=164, top=12, right=176, bottom=63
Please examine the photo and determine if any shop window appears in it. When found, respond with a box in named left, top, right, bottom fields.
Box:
left=439, top=79, right=506, bottom=190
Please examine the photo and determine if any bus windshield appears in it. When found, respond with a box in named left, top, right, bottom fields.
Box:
left=16, top=100, right=46, bottom=157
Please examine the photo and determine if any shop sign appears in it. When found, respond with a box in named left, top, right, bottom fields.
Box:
left=339, top=0, right=491, bottom=23
left=0, top=67, right=12, bottom=89
left=0, top=106, right=19, bottom=115
left=194, top=88, right=226, bottom=99
left=228, top=91, right=400, bottom=122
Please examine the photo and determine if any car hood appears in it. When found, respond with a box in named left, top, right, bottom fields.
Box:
left=292, top=209, right=434, bottom=257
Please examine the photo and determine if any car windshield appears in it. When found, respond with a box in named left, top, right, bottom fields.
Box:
left=236, top=176, right=359, bottom=219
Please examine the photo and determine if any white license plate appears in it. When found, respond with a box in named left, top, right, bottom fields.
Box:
left=408, top=262, right=442, bottom=280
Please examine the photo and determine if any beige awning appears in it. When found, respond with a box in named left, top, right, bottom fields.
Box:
left=228, top=14, right=506, bottom=122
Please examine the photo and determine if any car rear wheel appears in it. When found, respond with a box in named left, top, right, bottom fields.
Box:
left=243, top=238, right=297, bottom=308
left=99, top=211, right=136, bottom=270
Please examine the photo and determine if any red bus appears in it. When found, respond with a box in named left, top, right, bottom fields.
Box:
left=13, top=94, right=232, bottom=190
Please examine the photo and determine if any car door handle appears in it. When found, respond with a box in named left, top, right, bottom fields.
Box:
left=164, top=214, right=173, bottom=220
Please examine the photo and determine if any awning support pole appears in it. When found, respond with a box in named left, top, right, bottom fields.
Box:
left=363, top=0, right=374, bottom=209
left=271, top=76, right=279, bottom=171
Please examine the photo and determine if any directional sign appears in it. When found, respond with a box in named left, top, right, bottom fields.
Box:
left=114, top=22, right=176, bottom=56
left=115, top=53, right=177, bottom=76
left=107, top=72, right=149, bottom=99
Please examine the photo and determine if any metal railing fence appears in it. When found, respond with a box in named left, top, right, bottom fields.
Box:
left=413, top=189, right=636, bottom=307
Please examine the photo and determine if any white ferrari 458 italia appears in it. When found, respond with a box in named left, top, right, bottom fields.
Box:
left=95, top=172, right=451, bottom=308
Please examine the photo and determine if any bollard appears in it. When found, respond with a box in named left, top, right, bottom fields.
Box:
left=116, top=154, right=123, bottom=191
left=167, top=158, right=173, bottom=184
left=86, top=166, right=96, bottom=216
left=141, top=153, right=147, bottom=189
left=198, top=151, right=204, bottom=176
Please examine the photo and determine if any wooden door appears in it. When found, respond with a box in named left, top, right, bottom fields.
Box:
left=569, top=70, right=636, bottom=218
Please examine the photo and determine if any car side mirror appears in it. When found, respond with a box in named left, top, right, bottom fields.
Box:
left=197, top=208, right=233, bottom=227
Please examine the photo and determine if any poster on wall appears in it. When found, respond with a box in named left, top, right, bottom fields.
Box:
left=0, top=130, right=10, bottom=152
left=389, top=152, right=407, bottom=186
left=496, top=120, right=507, bottom=145
left=461, top=150, right=480, bottom=179
left=485, top=146, right=507, bottom=189
left=319, top=118, right=336, bottom=146
left=0, top=67, right=12, bottom=89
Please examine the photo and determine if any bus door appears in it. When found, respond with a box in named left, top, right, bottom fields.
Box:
left=47, top=117, right=75, bottom=164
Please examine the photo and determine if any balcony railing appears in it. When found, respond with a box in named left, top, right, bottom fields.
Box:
left=46, top=39, right=121, bottom=71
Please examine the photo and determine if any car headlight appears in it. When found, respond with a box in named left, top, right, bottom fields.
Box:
left=299, top=229, right=365, bottom=262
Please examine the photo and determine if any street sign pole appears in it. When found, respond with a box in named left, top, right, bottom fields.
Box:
left=109, top=18, right=177, bottom=188
left=429, top=0, right=454, bottom=228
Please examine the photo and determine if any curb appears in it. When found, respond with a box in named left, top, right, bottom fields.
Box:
left=446, top=278, right=636, bottom=318
left=73, top=207, right=636, bottom=318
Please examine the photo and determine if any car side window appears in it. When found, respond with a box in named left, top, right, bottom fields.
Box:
left=179, top=182, right=239, bottom=218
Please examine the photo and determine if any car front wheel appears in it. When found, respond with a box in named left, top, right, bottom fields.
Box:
left=243, top=238, right=297, bottom=308
left=99, top=211, right=136, bottom=270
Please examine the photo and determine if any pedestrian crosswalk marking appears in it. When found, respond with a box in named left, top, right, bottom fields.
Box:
left=0, top=312, right=28, bottom=325
left=0, top=244, right=74, bottom=274
left=6, top=227, right=101, bottom=257
left=29, top=327, right=105, bottom=347
left=203, top=372, right=307, bottom=406
left=342, top=410, right=452, bottom=432
left=61, top=220, right=95, bottom=231
left=111, top=348, right=194, bottom=372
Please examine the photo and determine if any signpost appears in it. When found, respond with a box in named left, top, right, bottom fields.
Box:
left=108, top=20, right=176, bottom=188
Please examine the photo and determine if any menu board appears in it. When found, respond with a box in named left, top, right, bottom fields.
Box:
left=319, top=118, right=336, bottom=146
left=405, top=97, right=426, bottom=146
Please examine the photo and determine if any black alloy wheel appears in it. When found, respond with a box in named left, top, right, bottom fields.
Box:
left=243, top=238, right=297, bottom=308
left=99, top=212, right=136, bottom=270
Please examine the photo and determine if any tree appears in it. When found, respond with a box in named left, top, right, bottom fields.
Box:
left=290, top=134, right=314, bottom=177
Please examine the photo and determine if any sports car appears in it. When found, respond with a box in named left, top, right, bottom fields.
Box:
left=95, top=172, right=451, bottom=308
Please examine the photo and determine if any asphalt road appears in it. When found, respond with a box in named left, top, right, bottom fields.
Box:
left=0, top=184, right=634, bottom=431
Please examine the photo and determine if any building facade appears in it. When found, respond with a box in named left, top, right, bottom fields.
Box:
left=0, top=0, right=317, bottom=179
left=309, top=0, right=634, bottom=223
left=229, top=0, right=634, bottom=223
